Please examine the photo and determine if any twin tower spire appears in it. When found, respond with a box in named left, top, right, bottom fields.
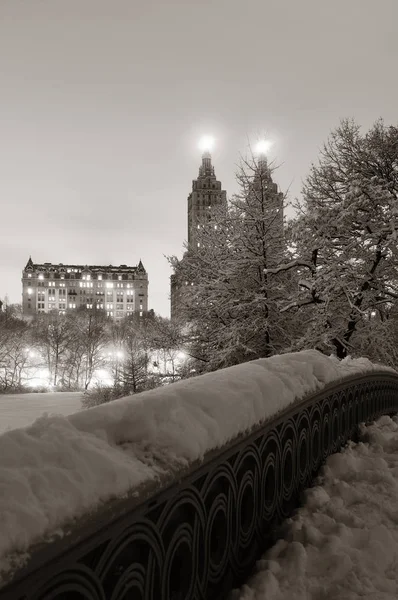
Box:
left=187, top=150, right=227, bottom=248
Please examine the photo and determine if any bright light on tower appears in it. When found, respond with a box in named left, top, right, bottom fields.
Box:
left=199, top=135, right=215, bottom=152
left=255, top=139, right=272, bottom=155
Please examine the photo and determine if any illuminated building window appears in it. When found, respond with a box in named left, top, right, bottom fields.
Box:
left=28, top=274, right=32, bottom=278
left=98, top=275, right=102, bottom=280
left=118, top=275, right=122, bottom=281
left=106, top=282, right=113, bottom=288
left=27, top=288, right=32, bottom=295
left=38, top=274, right=44, bottom=280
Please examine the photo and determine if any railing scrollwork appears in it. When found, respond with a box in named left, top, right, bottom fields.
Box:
left=1, top=372, right=398, bottom=600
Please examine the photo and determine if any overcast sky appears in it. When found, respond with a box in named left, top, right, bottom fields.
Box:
left=1, top=0, right=397, bottom=316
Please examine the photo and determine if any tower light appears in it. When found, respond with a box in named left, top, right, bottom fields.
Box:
left=255, top=139, right=273, bottom=155
left=199, top=135, right=215, bottom=153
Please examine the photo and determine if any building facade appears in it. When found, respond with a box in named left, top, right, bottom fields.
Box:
left=170, top=151, right=227, bottom=319
left=22, top=258, right=148, bottom=320
left=187, top=151, right=227, bottom=250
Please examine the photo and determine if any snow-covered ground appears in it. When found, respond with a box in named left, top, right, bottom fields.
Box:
left=233, top=415, right=398, bottom=600
left=0, top=350, right=395, bottom=581
left=0, top=392, right=83, bottom=434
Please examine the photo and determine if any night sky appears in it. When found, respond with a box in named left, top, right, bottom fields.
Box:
left=1, top=0, right=397, bottom=316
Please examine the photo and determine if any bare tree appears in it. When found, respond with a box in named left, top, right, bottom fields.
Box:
left=268, top=119, right=398, bottom=360
left=169, top=149, right=299, bottom=369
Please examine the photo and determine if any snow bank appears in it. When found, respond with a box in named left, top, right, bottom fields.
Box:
left=0, top=350, right=394, bottom=578
left=233, top=415, right=398, bottom=600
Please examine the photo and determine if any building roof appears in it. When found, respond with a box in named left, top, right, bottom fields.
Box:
left=24, top=259, right=146, bottom=274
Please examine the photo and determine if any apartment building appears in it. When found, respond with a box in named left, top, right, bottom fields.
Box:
left=22, top=258, right=148, bottom=319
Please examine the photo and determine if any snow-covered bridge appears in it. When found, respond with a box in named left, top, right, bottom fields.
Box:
left=0, top=350, right=397, bottom=599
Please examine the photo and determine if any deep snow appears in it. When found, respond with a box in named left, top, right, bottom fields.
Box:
left=233, top=415, right=398, bottom=600
left=0, top=350, right=394, bottom=581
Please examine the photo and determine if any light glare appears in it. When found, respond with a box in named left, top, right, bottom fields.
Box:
left=256, top=139, right=272, bottom=155
left=199, top=136, right=215, bottom=152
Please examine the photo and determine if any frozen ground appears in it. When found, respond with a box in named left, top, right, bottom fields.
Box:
left=0, top=392, right=83, bottom=434
left=233, top=415, right=398, bottom=600
left=0, top=350, right=394, bottom=581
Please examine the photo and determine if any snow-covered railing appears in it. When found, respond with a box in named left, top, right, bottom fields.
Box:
left=1, top=351, right=398, bottom=599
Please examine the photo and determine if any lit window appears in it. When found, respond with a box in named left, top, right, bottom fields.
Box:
left=118, top=275, right=122, bottom=281
left=87, top=275, right=91, bottom=280
left=27, top=288, right=32, bottom=295
left=98, top=275, right=102, bottom=280
left=28, top=273, right=32, bottom=278
left=106, top=282, right=113, bottom=288
left=38, top=274, right=44, bottom=280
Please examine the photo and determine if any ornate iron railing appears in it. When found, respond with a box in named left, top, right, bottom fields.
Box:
left=1, top=372, right=398, bottom=600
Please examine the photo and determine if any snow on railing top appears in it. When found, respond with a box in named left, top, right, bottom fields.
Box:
left=0, top=350, right=395, bottom=577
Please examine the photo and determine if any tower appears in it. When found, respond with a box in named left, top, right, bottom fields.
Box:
left=170, top=148, right=227, bottom=320
left=187, top=151, right=227, bottom=249
left=248, top=153, right=285, bottom=268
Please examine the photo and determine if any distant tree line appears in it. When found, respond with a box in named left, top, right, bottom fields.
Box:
left=0, top=307, right=189, bottom=401
left=170, top=119, right=398, bottom=372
